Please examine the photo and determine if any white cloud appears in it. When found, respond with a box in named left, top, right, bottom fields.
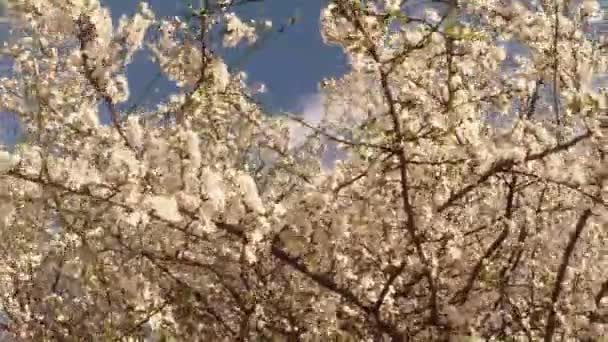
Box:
left=287, top=92, right=346, bottom=170
left=287, top=92, right=325, bottom=149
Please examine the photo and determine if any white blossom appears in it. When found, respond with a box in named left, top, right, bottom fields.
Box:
left=0, top=151, right=19, bottom=173
left=209, top=58, right=230, bottom=91
left=0, top=1, right=604, bottom=340
left=236, top=172, right=264, bottom=213
left=385, top=0, right=401, bottom=12
left=144, top=195, right=182, bottom=223
left=202, top=168, right=225, bottom=212
left=223, top=12, right=257, bottom=47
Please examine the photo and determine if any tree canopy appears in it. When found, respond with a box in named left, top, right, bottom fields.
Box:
left=0, top=0, right=606, bottom=341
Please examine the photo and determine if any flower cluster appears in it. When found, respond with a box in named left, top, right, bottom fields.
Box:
left=0, top=0, right=605, bottom=341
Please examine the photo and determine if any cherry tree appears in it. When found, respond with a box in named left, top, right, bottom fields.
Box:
left=0, top=0, right=606, bottom=341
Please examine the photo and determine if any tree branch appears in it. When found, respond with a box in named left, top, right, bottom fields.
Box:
left=544, top=209, right=592, bottom=342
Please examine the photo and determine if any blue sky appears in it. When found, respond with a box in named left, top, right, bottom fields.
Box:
left=0, top=0, right=348, bottom=144
left=104, top=0, right=347, bottom=113
left=2, top=1, right=607, bottom=144
left=105, top=0, right=608, bottom=117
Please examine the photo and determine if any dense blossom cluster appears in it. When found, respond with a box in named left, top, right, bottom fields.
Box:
left=0, top=0, right=606, bottom=341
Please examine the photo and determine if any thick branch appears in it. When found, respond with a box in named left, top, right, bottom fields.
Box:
left=270, top=235, right=403, bottom=340
left=438, top=131, right=592, bottom=212
left=544, top=209, right=592, bottom=342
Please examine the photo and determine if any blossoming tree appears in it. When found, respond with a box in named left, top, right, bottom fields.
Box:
left=0, top=0, right=606, bottom=341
